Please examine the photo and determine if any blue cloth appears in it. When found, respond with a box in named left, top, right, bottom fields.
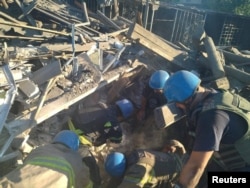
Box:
left=72, top=105, right=122, bottom=146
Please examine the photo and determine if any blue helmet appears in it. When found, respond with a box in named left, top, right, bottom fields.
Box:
left=163, top=70, right=201, bottom=102
left=52, top=130, right=79, bottom=151
left=116, top=99, right=134, bottom=118
left=149, top=70, right=170, bottom=90
left=105, top=152, right=126, bottom=177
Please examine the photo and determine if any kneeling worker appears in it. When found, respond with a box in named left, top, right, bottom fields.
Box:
left=71, top=98, right=135, bottom=147
left=0, top=130, right=92, bottom=188
left=104, top=140, right=187, bottom=188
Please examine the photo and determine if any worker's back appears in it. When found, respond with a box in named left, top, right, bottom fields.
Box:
left=105, top=148, right=185, bottom=188
left=0, top=143, right=91, bottom=188
left=71, top=105, right=123, bottom=146
left=120, top=149, right=182, bottom=188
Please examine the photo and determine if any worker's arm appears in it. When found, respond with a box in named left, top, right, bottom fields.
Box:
left=178, top=151, right=214, bottom=188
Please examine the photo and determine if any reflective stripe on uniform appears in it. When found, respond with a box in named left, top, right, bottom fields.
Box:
left=104, top=122, right=112, bottom=128
left=124, top=163, right=155, bottom=187
left=85, top=180, right=93, bottom=188
left=140, top=170, right=155, bottom=186
left=27, top=156, right=75, bottom=188
left=68, top=119, right=93, bottom=146
left=124, top=170, right=155, bottom=186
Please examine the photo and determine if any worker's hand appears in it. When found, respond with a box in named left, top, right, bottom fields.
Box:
left=163, top=139, right=186, bottom=155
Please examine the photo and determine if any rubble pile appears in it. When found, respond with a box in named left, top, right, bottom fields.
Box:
left=0, top=0, right=164, bottom=178
left=1, top=0, right=250, bottom=184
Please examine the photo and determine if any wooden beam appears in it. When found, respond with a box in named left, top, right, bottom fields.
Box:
left=127, top=23, right=185, bottom=63
left=0, top=35, right=45, bottom=41
left=0, top=21, right=69, bottom=36
left=97, top=10, right=121, bottom=30
left=42, top=41, right=111, bottom=52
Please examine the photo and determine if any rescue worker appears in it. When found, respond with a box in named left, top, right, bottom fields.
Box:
left=0, top=130, right=92, bottom=188
left=104, top=140, right=188, bottom=188
left=70, top=98, right=135, bottom=147
left=163, top=70, right=250, bottom=188
left=137, top=70, right=170, bottom=121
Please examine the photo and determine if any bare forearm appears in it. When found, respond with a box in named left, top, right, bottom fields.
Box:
left=179, top=163, right=205, bottom=188
left=178, top=151, right=213, bottom=187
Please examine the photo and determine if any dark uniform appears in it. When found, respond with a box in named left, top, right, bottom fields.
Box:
left=71, top=105, right=123, bottom=146
left=106, top=149, right=187, bottom=188
left=120, top=75, right=167, bottom=121
left=142, top=83, right=167, bottom=114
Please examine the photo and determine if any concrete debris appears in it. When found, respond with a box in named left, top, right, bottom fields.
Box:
left=1, top=0, right=250, bottom=185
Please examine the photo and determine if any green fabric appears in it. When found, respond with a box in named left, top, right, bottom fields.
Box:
left=104, top=121, right=112, bottom=128
left=200, top=90, right=250, bottom=168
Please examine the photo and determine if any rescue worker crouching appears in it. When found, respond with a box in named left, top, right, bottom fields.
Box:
left=163, top=70, right=250, bottom=188
left=0, top=130, right=92, bottom=188
left=137, top=70, right=170, bottom=122
left=104, top=139, right=188, bottom=188
left=70, top=98, right=135, bottom=147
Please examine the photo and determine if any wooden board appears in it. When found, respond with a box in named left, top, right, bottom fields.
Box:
left=127, top=23, right=185, bottom=63
left=42, top=42, right=111, bottom=52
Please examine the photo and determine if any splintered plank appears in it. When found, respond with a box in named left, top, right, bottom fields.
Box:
left=127, top=23, right=185, bottom=63
left=97, top=10, right=121, bottom=30
left=42, top=42, right=111, bottom=52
